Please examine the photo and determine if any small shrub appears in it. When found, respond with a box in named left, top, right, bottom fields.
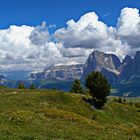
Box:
left=18, top=82, right=26, bottom=89
left=134, top=102, right=140, bottom=108
left=92, top=114, right=97, bottom=120
left=118, top=97, right=123, bottom=103
left=5, top=110, right=36, bottom=125
left=123, top=98, right=126, bottom=104
left=113, top=97, right=118, bottom=102
left=37, top=108, right=91, bottom=123
left=29, top=84, right=36, bottom=90
left=129, top=101, right=134, bottom=106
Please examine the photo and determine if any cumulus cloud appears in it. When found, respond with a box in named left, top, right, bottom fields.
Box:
left=55, top=12, right=109, bottom=49
left=54, top=12, right=128, bottom=59
left=117, top=7, right=140, bottom=55
left=0, top=25, right=34, bottom=68
left=0, top=23, right=63, bottom=71
left=55, top=7, right=140, bottom=59
left=29, top=21, right=50, bottom=46
left=0, top=7, right=140, bottom=72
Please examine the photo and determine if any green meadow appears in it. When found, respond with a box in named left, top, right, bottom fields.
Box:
left=0, top=88, right=140, bottom=140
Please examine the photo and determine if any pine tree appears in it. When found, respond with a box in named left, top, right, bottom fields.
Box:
left=85, top=71, right=110, bottom=109
left=18, top=82, right=26, bottom=89
left=70, top=79, right=83, bottom=94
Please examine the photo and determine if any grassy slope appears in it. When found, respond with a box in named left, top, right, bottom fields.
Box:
left=0, top=89, right=140, bottom=140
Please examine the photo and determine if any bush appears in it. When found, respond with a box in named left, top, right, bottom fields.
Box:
left=118, top=97, right=123, bottom=103
left=5, top=110, right=36, bottom=125
left=123, top=98, right=126, bottom=104
left=18, top=82, right=26, bottom=89
left=85, top=71, right=110, bottom=109
left=29, top=84, right=36, bottom=90
left=113, top=97, right=118, bottom=102
left=37, top=108, right=90, bottom=123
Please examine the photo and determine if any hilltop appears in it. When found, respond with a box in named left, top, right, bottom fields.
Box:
left=0, top=88, right=140, bottom=139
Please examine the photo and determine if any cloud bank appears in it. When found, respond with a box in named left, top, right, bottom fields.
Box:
left=0, top=7, right=140, bottom=72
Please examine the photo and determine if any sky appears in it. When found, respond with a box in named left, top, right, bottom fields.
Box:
left=0, top=0, right=140, bottom=28
left=0, top=0, right=140, bottom=72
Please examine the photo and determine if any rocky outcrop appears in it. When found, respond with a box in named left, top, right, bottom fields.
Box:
left=82, top=50, right=140, bottom=85
left=28, top=64, right=84, bottom=82
left=82, top=51, right=121, bottom=84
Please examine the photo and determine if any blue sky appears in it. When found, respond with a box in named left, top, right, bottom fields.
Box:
left=0, top=0, right=140, bottom=29
left=0, top=0, right=140, bottom=72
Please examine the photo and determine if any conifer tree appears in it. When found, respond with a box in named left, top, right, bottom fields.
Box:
left=70, top=79, right=83, bottom=94
left=18, top=82, right=26, bottom=89
left=85, top=71, right=110, bottom=109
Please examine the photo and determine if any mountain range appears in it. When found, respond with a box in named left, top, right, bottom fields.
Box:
left=82, top=50, right=140, bottom=97
left=82, top=50, right=140, bottom=84
left=0, top=50, right=140, bottom=97
left=28, top=64, right=84, bottom=82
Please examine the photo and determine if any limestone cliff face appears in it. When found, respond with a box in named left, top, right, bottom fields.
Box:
left=28, top=64, right=84, bottom=81
left=82, top=50, right=140, bottom=84
left=28, top=50, right=140, bottom=85
left=82, top=50, right=121, bottom=84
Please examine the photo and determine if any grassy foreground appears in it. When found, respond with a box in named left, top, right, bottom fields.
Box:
left=0, top=88, right=140, bottom=140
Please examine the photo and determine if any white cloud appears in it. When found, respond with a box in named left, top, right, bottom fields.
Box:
left=1, top=7, right=140, bottom=72
left=0, top=25, right=34, bottom=67
left=29, top=21, right=50, bottom=46
left=54, top=12, right=129, bottom=59
left=117, top=7, right=140, bottom=55
left=0, top=23, right=62, bottom=71
left=55, top=12, right=108, bottom=49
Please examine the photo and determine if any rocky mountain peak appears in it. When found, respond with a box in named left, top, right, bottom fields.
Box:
left=134, top=51, right=140, bottom=59
left=123, top=55, right=133, bottom=64
left=28, top=64, right=84, bottom=82
left=82, top=51, right=121, bottom=83
left=83, top=50, right=140, bottom=84
left=133, top=51, right=140, bottom=75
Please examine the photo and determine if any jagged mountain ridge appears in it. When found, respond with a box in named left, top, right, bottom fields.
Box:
left=28, top=50, right=140, bottom=87
left=28, top=64, right=84, bottom=82
left=82, top=50, right=140, bottom=85
left=82, top=51, right=121, bottom=84
left=1, top=50, right=140, bottom=96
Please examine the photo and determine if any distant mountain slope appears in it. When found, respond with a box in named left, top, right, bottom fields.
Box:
left=1, top=70, right=30, bottom=80
left=28, top=64, right=84, bottom=81
left=112, top=77, right=140, bottom=97
left=0, top=75, right=15, bottom=87
left=25, top=64, right=84, bottom=91
left=0, top=75, right=7, bottom=85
